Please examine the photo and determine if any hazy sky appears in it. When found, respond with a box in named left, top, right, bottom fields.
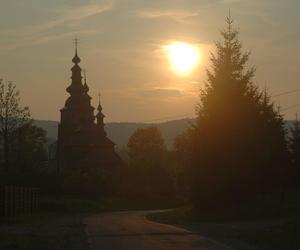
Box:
left=0, top=0, right=299, bottom=122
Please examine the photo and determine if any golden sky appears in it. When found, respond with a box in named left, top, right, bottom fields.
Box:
left=0, top=0, right=299, bottom=122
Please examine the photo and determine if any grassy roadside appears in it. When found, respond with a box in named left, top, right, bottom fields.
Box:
left=238, top=218, right=300, bottom=250
left=147, top=190, right=300, bottom=250
left=0, top=212, right=89, bottom=250
left=39, top=195, right=185, bottom=214
left=148, top=207, right=300, bottom=250
left=0, top=234, right=63, bottom=250
left=1, top=195, right=183, bottom=225
left=149, top=189, right=300, bottom=223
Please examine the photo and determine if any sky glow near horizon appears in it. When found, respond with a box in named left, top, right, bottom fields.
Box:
left=0, top=0, right=299, bottom=122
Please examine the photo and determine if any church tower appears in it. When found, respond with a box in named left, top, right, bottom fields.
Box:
left=57, top=42, right=122, bottom=171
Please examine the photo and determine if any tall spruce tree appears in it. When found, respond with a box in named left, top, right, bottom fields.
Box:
left=190, top=16, right=287, bottom=210
left=290, top=118, right=300, bottom=185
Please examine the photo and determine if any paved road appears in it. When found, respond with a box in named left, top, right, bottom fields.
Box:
left=84, top=211, right=232, bottom=250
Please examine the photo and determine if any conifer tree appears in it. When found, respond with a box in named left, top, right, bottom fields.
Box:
left=190, top=16, right=287, bottom=210
left=290, top=118, right=300, bottom=185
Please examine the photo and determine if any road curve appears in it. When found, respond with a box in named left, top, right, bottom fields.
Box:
left=83, top=210, right=232, bottom=250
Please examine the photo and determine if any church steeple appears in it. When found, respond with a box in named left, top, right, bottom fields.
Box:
left=62, top=39, right=94, bottom=127
left=66, top=39, right=84, bottom=95
left=72, top=38, right=80, bottom=64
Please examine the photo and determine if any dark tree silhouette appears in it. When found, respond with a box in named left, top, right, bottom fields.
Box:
left=290, top=118, right=300, bottom=185
left=10, top=123, right=48, bottom=173
left=0, top=80, right=30, bottom=170
left=258, top=90, right=288, bottom=197
left=172, top=131, right=193, bottom=195
left=128, top=127, right=165, bottom=168
left=127, top=127, right=173, bottom=196
left=189, top=16, right=287, bottom=210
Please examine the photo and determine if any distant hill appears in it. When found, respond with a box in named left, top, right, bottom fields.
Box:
left=34, top=119, right=295, bottom=149
left=33, top=118, right=194, bottom=149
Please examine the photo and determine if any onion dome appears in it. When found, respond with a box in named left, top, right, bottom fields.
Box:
left=72, top=53, right=81, bottom=64
left=83, top=70, right=89, bottom=93
left=72, top=38, right=81, bottom=64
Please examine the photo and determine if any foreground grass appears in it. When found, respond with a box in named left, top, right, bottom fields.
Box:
left=0, top=234, right=64, bottom=250
left=0, top=212, right=88, bottom=250
left=40, top=195, right=184, bottom=214
left=0, top=195, right=184, bottom=225
left=239, top=218, right=300, bottom=250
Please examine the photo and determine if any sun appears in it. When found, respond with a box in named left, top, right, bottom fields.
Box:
left=164, top=42, right=200, bottom=76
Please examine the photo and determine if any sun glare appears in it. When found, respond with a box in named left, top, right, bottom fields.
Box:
left=164, top=42, right=200, bottom=76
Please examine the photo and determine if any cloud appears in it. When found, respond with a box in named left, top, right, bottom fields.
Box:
left=223, top=0, right=247, bottom=3
left=0, top=1, right=113, bottom=51
left=35, top=1, right=114, bottom=32
left=26, top=29, right=102, bottom=48
left=140, top=88, right=182, bottom=98
left=135, top=9, right=198, bottom=21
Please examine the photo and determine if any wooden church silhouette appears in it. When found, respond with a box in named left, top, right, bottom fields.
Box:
left=57, top=42, right=123, bottom=171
